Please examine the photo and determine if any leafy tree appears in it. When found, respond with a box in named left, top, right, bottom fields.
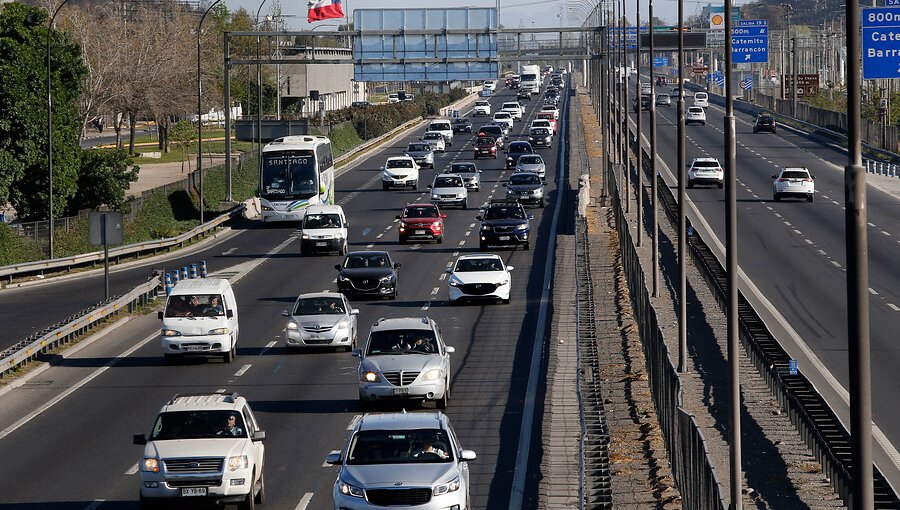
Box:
left=169, top=120, right=197, bottom=174
left=69, top=149, right=139, bottom=214
left=0, top=3, right=86, bottom=220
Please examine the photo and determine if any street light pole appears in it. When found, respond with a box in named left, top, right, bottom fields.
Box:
left=197, top=0, right=223, bottom=225
left=256, top=0, right=269, bottom=207
left=46, top=0, right=71, bottom=259
left=677, top=0, right=688, bottom=373
left=649, top=0, right=659, bottom=297
left=635, top=0, right=642, bottom=247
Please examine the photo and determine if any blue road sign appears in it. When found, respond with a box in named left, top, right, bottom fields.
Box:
left=862, top=7, right=900, bottom=79
left=740, top=76, right=753, bottom=90
left=653, top=57, right=669, bottom=67
left=789, top=359, right=798, bottom=376
left=732, top=19, right=769, bottom=63
left=888, top=0, right=900, bottom=6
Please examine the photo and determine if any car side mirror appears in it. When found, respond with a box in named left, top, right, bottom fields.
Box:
left=393, top=263, right=401, bottom=269
left=528, top=214, right=535, bottom=220
left=441, top=214, right=447, bottom=218
left=351, top=349, right=361, bottom=358
left=502, top=183, right=508, bottom=187
left=281, top=310, right=290, bottom=317
left=133, top=434, right=147, bottom=445
left=350, top=309, right=360, bottom=315
left=507, top=266, right=514, bottom=271
left=344, top=222, right=350, bottom=228
left=460, top=450, right=477, bottom=461
left=380, top=166, right=385, bottom=171
left=812, top=175, right=816, bottom=180
left=252, top=430, right=266, bottom=442
left=771, top=175, right=776, bottom=179
left=427, top=184, right=432, bottom=189
left=445, top=345, right=456, bottom=354
left=334, top=264, right=342, bottom=271
left=157, top=311, right=164, bottom=320
left=226, top=309, right=234, bottom=319
left=395, top=215, right=401, bottom=220
left=444, top=267, right=452, bottom=273
left=325, top=452, right=342, bottom=465
left=475, top=216, right=483, bottom=221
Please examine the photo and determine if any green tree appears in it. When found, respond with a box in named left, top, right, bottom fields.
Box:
left=0, top=3, right=86, bottom=220
left=69, top=149, right=139, bottom=214
left=169, top=120, right=197, bottom=174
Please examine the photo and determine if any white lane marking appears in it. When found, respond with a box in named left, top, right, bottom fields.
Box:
left=869, top=288, right=879, bottom=295
left=385, top=225, right=393, bottom=230
left=367, top=244, right=374, bottom=248
left=832, top=200, right=840, bottom=205
left=774, top=213, right=782, bottom=218
left=393, top=218, right=400, bottom=223
left=793, top=229, right=802, bottom=235
left=766, top=206, right=774, bottom=211
left=469, top=223, right=476, bottom=228
left=817, top=249, right=827, bottom=256
left=234, top=364, right=252, bottom=377
left=446, top=262, right=453, bottom=268
left=346, top=415, right=362, bottom=431
left=376, top=233, right=384, bottom=239
left=216, top=388, right=227, bottom=393
left=458, top=240, right=466, bottom=246
left=221, top=247, right=238, bottom=255
left=822, top=195, right=830, bottom=200
left=889, top=303, right=900, bottom=312
left=465, top=231, right=471, bottom=237
left=868, top=222, right=877, bottom=227
left=431, top=287, right=440, bottom=295
left=295, top=492, right=315, bottom=510
left=411, top=244, right=421, bottom=250
left=784, top=221, right=792, bottom=226
left=125, top=463, right=139, bottom=475
left=883, top=231, right=891, bottom=236
left=85, top=501, right=104, bottom=510
left=831, top=260, right=842, bottom=268
left=260, top=341, right=277, bottom=356
left=439, top=273, right=448, bottom=281
left=321, top=289, right=329, bottom=293
left=805, top=239, right=814, bottom=245
left=421, top=302, right=431, bottom=311
left=0, top=330, right=158, bottom=441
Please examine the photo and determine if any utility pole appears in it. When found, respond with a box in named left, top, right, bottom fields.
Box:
left=635, top=0, right=642, bottom=247
left=649, top=0, right=659, bottom=297
left=677, top=0, right=688, bottom=373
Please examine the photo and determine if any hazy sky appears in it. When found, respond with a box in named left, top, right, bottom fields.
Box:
left=222, top=0, right=719, bottom=31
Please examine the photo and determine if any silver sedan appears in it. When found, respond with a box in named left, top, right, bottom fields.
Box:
left=282, top=292, right=358, bottom=352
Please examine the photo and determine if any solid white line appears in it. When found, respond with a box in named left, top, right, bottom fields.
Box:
left=295, top=492, right=314, bottom=510
left=889, top=303, right=900, bottom=312
left=0, top=331, right=157, bottom=441
left=125, top=462, right=139, bottom=475
left=84, top=501, right=104, bottom=510
left=234, top=364, right=252, bottom=377
left=869, top=288, right=878, bottom=295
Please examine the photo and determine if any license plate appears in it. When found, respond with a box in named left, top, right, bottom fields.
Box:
left=521, top=192, right=530, bottom=197
left=498, top=236, right=510, bottom=241
left=415, top=230, right=426, bottom=235
left=316, top=242, right=327, bottom=247
left=392, top=387, right=410, bottom=395
left=183, top=345, right=205, bottom=351
left=181, top=488, right=207, bottom=497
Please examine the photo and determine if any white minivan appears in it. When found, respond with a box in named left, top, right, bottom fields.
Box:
left=159, top=278, right=239, bottom=364
left=428, top=119, right=454, bottom=146
left=693, top=91, right=709, bottom=108
left=300, top=204, right=349, bottom=256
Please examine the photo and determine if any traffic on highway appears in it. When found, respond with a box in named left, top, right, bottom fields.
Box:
left=0, top=69, right=571, bottom=509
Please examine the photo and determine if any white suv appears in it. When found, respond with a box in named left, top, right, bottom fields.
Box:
left=693, top=91, right=709, bottom=108
left=427, top=119, right=454, bottom=146
left=501, top=101, right=524, bottom=120
left=134, top=392, right=266, bottom=509
left=772, top=167, right=815, bottom=202
left=382, top=156, right=420, bottom=190
left=472, top=100, right=491, bottom=116
left=299, top=204, right=348, bottom=256
left=687, top=157, right=724, bottom=188
left=685, top=106, right=707, bottom=125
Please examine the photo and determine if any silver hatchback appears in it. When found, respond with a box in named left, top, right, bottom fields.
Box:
left=328, top=412, right=476, bottom=510
left=282, top=292, right=359, bottom=352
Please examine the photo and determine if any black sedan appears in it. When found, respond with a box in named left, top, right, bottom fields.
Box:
left=335, top=251, right=400, bottom=299
left=452, top=118, right=473, bottom=133
left=753, top=114, right=777, bottom=133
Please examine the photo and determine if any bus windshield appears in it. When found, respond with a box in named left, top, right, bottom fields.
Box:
left=261, top=150, right=318, bottom=200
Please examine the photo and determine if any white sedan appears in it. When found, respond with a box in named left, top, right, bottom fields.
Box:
left=421, top=131, right=446, bottom=152
left=772, top=167, right=815, bottom=202
left=446, top=254, right=513, bottom=305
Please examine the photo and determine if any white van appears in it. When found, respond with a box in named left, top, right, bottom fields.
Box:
left=300, top=204, right=348, bottom=256
left=159, top=278, right=239, bottom=364
left=428, top=119, right=454, bottom=146
left=693, top=91, right=709, bottom=108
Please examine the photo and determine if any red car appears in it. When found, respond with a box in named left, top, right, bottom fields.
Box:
left=536, top=111, right=557, bottom=134
left=474, top=136, right=498, bottom=159
left=397, top=203, right=446, bottom=244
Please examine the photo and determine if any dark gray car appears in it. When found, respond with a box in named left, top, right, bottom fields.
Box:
left=449, top=162, right=481, bottom=191
left=504, top=172, right=545, bottom=208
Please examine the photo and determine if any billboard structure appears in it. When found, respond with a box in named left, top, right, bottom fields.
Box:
left=353, top=8, right=499, bottom=82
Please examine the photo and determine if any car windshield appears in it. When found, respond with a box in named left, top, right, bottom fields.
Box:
left=477, top=137, right=496, bottom=145
left=431, top=123, right=451, bottom=130
left=781, top=170, right=810, bottom=179
left=434, top=177, right=462, bottom=188
left=455, top=258, right=503, bottom=272
left=658, top=94, right=670, bottom=99
left=485, top=205, right=525, bottom=220
left=151, top=411, right=248, bottom=440
left=693, top=161, right=720, bottom=168
left=476, top=101, right=489, bottom=106
left=758, top=116, right=774, bottom=123
left=494, top=113, right=510, bottom=119
left=479, top=127, right=502, bottom=136
left=408, top=143, right=430, bottom=152
left=503, top=103, right=519, bottom=109
left=165, top=294, right=225, bottom=318
left=518, top=155, right=543, bottom=165
left=343, top=253, right=389, bottom=269
left=423, top=133, right=442, bottom=140
left=538, top=113, right=553, bottom=119
left=451, top=164, right=476, bottom=174
left=347, top=429, right=454, bottom=465
left=386, top=159, right=413, bottom=169
left=293, top=296, right=345, bottom=315
left=261, top=150, right=317, bottom=200
left=303, top=213, right=342, bottom=229
left=404, top=206, right=438, bottom=218
left=366, top=330, right=438, bottom=355
left=509, top=144, right=532, bottom=155
left=531, top=128, right=550, bottom=136
left=689, top=107, right=703, bottom=113
left=509, top=174, right=541, bottom=185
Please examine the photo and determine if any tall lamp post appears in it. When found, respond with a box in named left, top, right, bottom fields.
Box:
left=197, top=0, right=224, bottom=225
left=255, top=0, right=269, bottom=205
left=46, top=0, right=71, bottom=259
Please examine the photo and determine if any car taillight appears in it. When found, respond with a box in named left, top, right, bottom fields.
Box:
left=803, top=178, right=813, bottom=182
left=778, top=178, right=788, bottom=182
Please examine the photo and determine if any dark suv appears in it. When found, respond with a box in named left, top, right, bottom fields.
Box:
left=452, top=118, right=473, bottom=133
left=477, top=199, right=533, bottom=250
left=335, top=251, right=400, bottom=299
left=753, top=114, right=777, bottom=133
left=505, top=141, right=534, bottom=169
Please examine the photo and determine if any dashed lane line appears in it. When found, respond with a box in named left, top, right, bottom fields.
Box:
left=125, top=463, right=139, bottom=475
left=259, top=341, right=277, bottom=356
left=869, top=288, right=879, bottom=295
left=889, top=303, right=900, bottom=312
left=234, top=364, right=252, bottom=377
left=295, top=492, right=315, bottom=510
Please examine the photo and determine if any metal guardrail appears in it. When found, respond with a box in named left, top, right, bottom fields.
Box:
left=0, top=204, right=245, bottom=284
left=629, top=126, right=900, bottom=508
left=0, top=274, right=161, bottom=377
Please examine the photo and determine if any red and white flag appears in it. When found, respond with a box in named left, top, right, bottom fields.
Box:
left=308, top=0, right=344, bottom=23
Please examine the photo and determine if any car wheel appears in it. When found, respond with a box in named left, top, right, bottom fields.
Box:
left=437, top=236, right=444, bottom=244
left=341, top=242, right=348, bottom=256
left=540, top=199, right=546, bottom=208
left=436, top=380, right=450, bottom=409
left=359, top=399, right=373, bottom=412
left=223, top=344, right=235, bottom=363
left=390, top=291, right=397, bottom=300
left=139, top=496, right=159, bottom=510
left=239, top=486, right=256, bottom=510
left=687, top=180, right=694, bottom=189
left=493, top=155, right=497, bottom=159
left=702, top=121, right=706, bottom=126
left=717, top=182, right=724, bottom=189
left=399, top=236, right=407, bottom=245
left=503, top=297, right=511, bottom=304
left=382, top=182, right=389, bottom=191
left=807, top=194, right=814, bottom=203
left=461, top=199, right=467, bottom=209
left=480, top=242, right=487, bottom=250
left=286, top=345, right=297, bottom=355
left=254, top=472, right=266, bottom=504
left=163, top=354, right=178, bottom=365
left=523, top=241, right=530, bottom=251
left=773, top=193, right=780, bottom=202
left=412, top=180, right=419, bottom=191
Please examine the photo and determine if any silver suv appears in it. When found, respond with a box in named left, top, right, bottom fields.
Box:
left=327, top=412, right=476, bottom=510
left=354, top=317, right=455, bottom=410
left=133, top=392, right=266, bottom=509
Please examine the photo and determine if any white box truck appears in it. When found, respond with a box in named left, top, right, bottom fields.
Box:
left=520, top=65, right=541, bottom=95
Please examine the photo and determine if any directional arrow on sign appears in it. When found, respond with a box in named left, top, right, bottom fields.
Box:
left=744, top=54, right=751, bottom=61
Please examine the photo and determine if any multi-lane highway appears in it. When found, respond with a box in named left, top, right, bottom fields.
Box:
left=629, top=85, right=900, bottom=465
left=0, top=79, right=569, bottom=509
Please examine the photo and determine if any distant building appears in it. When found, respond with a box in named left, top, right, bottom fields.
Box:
left=278, top=46, right=361, bottom=116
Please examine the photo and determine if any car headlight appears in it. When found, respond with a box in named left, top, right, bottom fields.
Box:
left=209, top=327, right=231, bottom=335
left=421, top=368, right=444, bottom=381
left=339, top=480, right=365, bottom=498
left=227, top=455, right=249, bottom=471
left=162, top=329, right=181, bottom=337
left=286, top=321, right=298, bottom=330
left=301, top=234, right=310, bottom=239
left=380, top=275, right=394, bottom=283
left=337, top=274, right=349, bottom=282
left=499, top=279, right=509, bottom=286
left=335, top=319, right=350, bottom=331
left=433, top=476, right=461, bottom=496
left=142, top=458, right=160, bottom=473
left=481, top=225, right=490, bottom=231
left=261, top=205, right=274, bottom=212
left=432, top=194, right=440, bottom=200
left=448, top=276, right=462, bottom=287
left=457, top=193, right=466, bottom=198
left=360, top=371, right=379, bottom=383
left=516, top=224, right=528, bottom=232
left=432, top=221, right=442, bottom=227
